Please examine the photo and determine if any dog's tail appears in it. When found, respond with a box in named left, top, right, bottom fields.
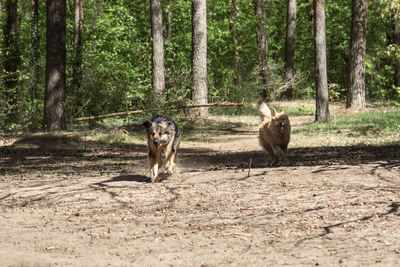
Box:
left=256, top=100, right=271, bottom=121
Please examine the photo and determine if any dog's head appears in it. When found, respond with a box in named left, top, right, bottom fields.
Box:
left=143, top=117, right=176, bottom=149
left=272, top=109, right=291, bottom=130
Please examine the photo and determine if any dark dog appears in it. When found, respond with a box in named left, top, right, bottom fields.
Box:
left=143, top=116, right=181, bottom=182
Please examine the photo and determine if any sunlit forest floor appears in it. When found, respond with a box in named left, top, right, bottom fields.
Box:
left=1, top=101, right=399, bottom=266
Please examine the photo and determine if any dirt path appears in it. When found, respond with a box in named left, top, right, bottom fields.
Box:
left=1, top=113, right=400, bottom=266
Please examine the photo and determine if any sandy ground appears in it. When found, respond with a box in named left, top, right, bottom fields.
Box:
left=1, top=112, right=400, bottom=266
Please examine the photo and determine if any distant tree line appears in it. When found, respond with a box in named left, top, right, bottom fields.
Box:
left=0, top=0, right=399, bottom=131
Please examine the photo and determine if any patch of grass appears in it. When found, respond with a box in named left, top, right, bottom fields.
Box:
left=277, top=103, right=315, bottom=116
left=294, top=110, right=400, bottom=139
left=210, top=106, right=258, bottom=116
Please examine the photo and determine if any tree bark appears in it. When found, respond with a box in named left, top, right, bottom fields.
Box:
left=253, top=0, right=272, bottom=100
left=282, top=0, right=296, bottom=99
left=72, top=0, right=84, bottom=114
left=313, top=0, right=330, bottom=121
left=44, top=0, right=67, bottom=131
left=393, top=14, right=400, bottom=88
left=347, top=0, right=368, bottom=109
left=31, top=0, right=39, bottom=104
left=230, top=0, right=241, bottom=86
left=150, top=0, right=165, bottom=106
left=167, top=0, right=172, bottom=42
left=3, top=0, right=20, bottom=124
left=191, top=0, right=208, bottom=117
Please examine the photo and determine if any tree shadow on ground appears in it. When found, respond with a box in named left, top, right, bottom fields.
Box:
left=1, top=134, right=399, bottom=180
left=0, top=135, right=148, bottom=177
left=178, top=144, right=400, bottom=172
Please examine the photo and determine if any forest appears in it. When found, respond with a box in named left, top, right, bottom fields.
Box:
left=0, top=0, right=399, bottom=132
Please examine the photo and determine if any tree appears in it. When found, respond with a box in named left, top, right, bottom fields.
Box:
left=44, top=0, right=67, bottom=131
left=2, top=0, right=20, bottom=125
left=392, top=13, right=400, bottom=88
left=253, top=0, right=272, bottom=99
left=282, top=0, right=297, bottom=99
left=31, top=0, right=40, bottom=104
left=150, top=0, right=165, bottom=106
left=230, top=0, right=241, bottom=86
left=191, top=0, right=208, bottom=117
left=347, top=0, right=368, bottom=109
left=314, top=0, right=330, bottom=121
left=72, top=0, right=84, bottom=115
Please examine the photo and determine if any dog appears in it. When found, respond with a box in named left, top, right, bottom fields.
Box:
left=257, top=101, right=291, bottom=163
left=143, top=116, right=181, bottom=182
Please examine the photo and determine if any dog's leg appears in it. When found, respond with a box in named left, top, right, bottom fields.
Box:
left=165, top=135, right=180, bottom=176
left=149, top=150, right=162, bottom=182
left=165, top=150, right=176, bottom=175
left=272, top=145, right=285, bottom=161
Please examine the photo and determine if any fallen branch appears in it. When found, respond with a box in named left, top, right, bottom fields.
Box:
left=71, top=102, right=247, bottom=122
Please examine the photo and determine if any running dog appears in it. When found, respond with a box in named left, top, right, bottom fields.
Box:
left=143, top=116, right=181, bottom=182
left=257, top=101, right=291, bottom=163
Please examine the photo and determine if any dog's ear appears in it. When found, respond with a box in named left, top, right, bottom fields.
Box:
left=273, top=109, right=277, bottom=116
left=143, top=120, right=152, bottom=129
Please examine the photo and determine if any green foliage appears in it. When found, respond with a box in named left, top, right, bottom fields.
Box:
left=2, top=0, right=400, bottom=132
left=294, top=109, right=400, bottom=138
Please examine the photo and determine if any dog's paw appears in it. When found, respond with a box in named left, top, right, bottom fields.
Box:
left=165, top=169, right=173, bottom=176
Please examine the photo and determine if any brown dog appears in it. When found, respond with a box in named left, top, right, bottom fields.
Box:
left=257, top=102, right=291, bottom=163
left=143, top=116, right=181, bottom=182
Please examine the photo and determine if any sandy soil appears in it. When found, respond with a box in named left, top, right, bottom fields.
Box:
left=1, top=111, right=400, bottom=266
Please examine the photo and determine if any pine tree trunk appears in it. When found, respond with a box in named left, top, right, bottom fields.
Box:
left=72, top=0, right=84, bottom=114
left=191, top=0, right=208, bottom=117
left=314, top=0, right=330, bottom=121
left=150, top=0, right=165, bottom=106
left=347, top=0, right=367, bottom=109
left=253, top=0, right=271, bottom=100
left=230, top=0, right=241, bottom=86
left=3, top=0, right=20, bottom=125
left=44, top=0, right=67, bottom=131
left=393, top=15, right=400, bottom=88
left=282, top=0, right=296, bottom=99
left=31, top=0, right=39, bottom=104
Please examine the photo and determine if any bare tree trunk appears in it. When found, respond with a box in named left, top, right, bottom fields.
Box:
left=314, top=0, right=330, bottom=121
left=3, top=0, right=20, bottom=125
left=282, top=0, right=296, bottom=99
left=72, top=0, right=84, bottom=114
left=31, top=0, right=39, bottom=104
left=44, top=0, right=67, bottom=131
left=165, top=0, right=172, bottom=95
left=190, top=0, right=208, bottom=117
left=393, top=14, right=400, bottom=88
left=150, top=0, right=165, bottom=106
left=167, top=0, right=172, bottom=42
left=253, top=0, right=271, bottom=100
left=347, top=0, right=367, bottom=109
left=230, top=0, right=241, bottom=86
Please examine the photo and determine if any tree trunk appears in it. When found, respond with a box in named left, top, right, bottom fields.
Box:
left=44, top=0, right=67, bottom=131
left=190, top=0, right=208, bottom=117
left=282, top=0, right=296, bottom=99
left=314, top=0, right=330, bottom=121
left=150, top=0, right=165, bottom=106
left=253, top=0, right=271, bottom=100
left=393, top=14, right=400, bottom=88
left=31, top=0, right=39, bottom=104
left=347, top=0, right=368, bottom=109
left=167, top=0, right=172, bottom=42
left=230, top=0, right=241, bottom=86
left=72, top=0, right=84, bottom=114
left=3, top=0, right=20, bottom=125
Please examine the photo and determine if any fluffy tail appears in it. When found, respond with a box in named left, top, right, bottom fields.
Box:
left=256, top=100, right=271, bottom=121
